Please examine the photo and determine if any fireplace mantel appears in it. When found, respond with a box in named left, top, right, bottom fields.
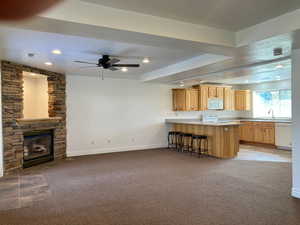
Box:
left=17, top=117, right=62, bottom=125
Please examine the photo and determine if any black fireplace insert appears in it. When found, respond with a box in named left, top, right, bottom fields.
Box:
left=23, top=130, right=54, bottom=168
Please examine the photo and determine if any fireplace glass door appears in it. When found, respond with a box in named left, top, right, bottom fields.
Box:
left=23, top=130, right=54, bottom=168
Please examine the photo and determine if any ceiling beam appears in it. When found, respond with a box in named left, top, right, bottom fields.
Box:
left=237, top=9, right=300, bottom=47
left=40, top=0, right=235, bottom=47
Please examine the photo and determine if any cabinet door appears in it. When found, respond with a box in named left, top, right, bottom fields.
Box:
left=235, top=90, right=251, bottom=111
left=263, top=127, right=275, bottom=144
left=216, top=87, right=224, bottom=99
left=199, top=86, right=208, bottom=110
left=224, top=88, right=235, bottom=111
left=254, top=126, right=264, bottom=143
left=208, top=86, right=217, bottom=98
left=186, top=89, right=199, bottom=111
left=173, top=89, right=186, bottom=111
left=240, top=122, right=254, bottom=142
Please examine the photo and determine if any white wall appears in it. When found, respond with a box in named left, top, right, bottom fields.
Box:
left=66, top=75, right=172, bottom=157
left=23, top=73, right=49, bottom=119
left=292, top=49, right=300, bottom=198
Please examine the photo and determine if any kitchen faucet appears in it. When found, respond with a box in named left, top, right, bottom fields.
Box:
left=268, top=109, right=275, bottom=118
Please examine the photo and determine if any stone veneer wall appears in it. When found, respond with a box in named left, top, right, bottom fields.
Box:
left=1, top=61, right=66, bottom=174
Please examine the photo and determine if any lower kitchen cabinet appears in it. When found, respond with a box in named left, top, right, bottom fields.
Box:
left=240, top=122, right=275, bottom=145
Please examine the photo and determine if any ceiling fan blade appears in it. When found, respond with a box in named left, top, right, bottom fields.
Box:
left=108, top=55, right=145, bottom=60
left=109, top=67, right=119, bottom=71
left=73, top=60, right=98, bottom=65
left=78, top=66, right=99, bottom=70
left=112, top=64, right=140, bottom=68
left=108, top=58, right=120, bottom=64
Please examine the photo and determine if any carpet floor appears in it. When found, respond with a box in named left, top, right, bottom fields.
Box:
left=0, top=149, right=299, bottom=225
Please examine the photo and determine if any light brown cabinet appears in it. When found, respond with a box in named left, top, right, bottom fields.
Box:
left=172, top=89, right=199, bottom=111
left=240, top=122, right=275, bottom=145
left=172, top=89, right=186, bottom=111
left=199, top=86, right=209, bottom=111
left=239, top=122, right=254, bottom=142
left=208, top=86, right=217, bottom=98
left=235, top=90, right=251, bottom=111
left=199, top=85, right=226, bottom=110
left=186, top=89, right=199, bottom=111
left=216, top=87, right=224, bottom=98
left=224, top=87, right=235, bottom=111
left=173, top=85, right=239, bottom=112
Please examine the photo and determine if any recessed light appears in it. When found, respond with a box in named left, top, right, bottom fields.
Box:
left=275, top=64, right=284, bottom=69
left=52, top=49, right=62, bottom=55
left=143, top=58, right=150, bottom=64
left=180, top=84, right=185, bottom=87
left=45, top=62, right=53, bottom=66
left=121, top=67, right=128, bottom=72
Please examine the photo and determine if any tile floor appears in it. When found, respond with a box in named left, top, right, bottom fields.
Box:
left=0, top=174, right=51, bottom=211
left=236, top=144, right=292, bottom=163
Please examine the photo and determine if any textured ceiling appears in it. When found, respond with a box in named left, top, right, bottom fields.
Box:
left=82, top=0, right=300, bottom=31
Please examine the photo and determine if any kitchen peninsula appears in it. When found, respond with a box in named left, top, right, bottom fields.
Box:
left=166, top=119, right=241, bottom=159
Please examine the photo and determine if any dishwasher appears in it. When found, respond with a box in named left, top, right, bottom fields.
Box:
left=275, top=123, right=292, bottom=150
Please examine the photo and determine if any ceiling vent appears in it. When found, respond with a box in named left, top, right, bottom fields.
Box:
left=273, top=48, right=283, bottom=56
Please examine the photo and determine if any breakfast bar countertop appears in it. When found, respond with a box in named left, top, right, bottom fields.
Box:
left=165, top=119, right=241, bottom=126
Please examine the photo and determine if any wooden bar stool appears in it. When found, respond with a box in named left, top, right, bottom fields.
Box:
left=167, top=131, right=176, bottom=150
left=192, top=135, right=209, bottom=157
left=174, top=132, right=183, bottom=151
left=180, top=133, right=193, bottom=153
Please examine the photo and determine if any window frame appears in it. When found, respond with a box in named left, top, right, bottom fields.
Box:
left=252, top=89, right=291, bottom=119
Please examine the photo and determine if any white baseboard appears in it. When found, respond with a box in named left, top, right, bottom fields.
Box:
left=292, top=188, right=300, bottom=199
left=67, top=144, right=167, bottom=157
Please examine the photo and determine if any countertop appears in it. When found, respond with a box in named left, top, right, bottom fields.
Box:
left=165, top=119, right=241, bottom=126
left=165, top=118, right=292, bottom=126
left=230, top=118, right=292, bottom=124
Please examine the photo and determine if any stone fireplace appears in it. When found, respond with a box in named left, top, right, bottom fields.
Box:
left=1, top=61, right=66, bottom=175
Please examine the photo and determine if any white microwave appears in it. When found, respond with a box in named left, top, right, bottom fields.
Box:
left=207, top=98, right=224, bottom=110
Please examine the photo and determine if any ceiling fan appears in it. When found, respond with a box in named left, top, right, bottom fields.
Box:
left=74, top=55, right=140, bottom=71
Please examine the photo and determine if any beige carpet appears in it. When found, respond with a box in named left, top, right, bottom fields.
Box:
left=0, top=149, right=299, bottom=225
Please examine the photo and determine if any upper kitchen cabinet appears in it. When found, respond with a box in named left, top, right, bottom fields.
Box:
left=172, top=89, right=186, bottom=111
left=199, top=86, right=209, bottom=111
left=172, top=85, right=237, bottom=111
left=235, top=90, right=251, bottom=111
left=186, top=89, right=199, bottom=111
left=172, top=88, right=199, bottom=111
left=224, top=87, right=235, bottom=111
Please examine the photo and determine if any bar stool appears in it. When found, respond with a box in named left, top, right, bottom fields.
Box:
left=180, top=133, right=193, bottom=153
left=168, top=131, right=177, bottom=150
left=174, top=131, right=183, bottom=151
left=192, top=135, right=209, bottom=157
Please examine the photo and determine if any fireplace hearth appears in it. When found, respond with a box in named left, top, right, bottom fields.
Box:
left=23, top=130, right=54, bottom=168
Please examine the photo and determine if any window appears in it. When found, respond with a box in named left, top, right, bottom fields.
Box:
left=253, top=89, right=291, bottom=118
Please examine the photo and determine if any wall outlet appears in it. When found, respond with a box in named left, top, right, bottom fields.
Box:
left=107, top=139, right=111, bottom=144
left=91, top=141, right=95, bottom=145
left=131, top=138, right=135, bottom=142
